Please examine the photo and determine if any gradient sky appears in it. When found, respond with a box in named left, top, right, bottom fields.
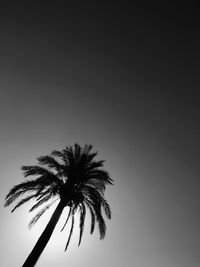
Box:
left=0, top=2, right=200, bottom=267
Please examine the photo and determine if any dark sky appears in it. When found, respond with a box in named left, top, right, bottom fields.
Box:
left=0, top=2, right=200, bottom=267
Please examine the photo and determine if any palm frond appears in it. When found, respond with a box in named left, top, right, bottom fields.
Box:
left=64, top=215, right=74, bottom=251
left=28, top=199, right=58, bottom=229
left=88, top=169, right=113, bottom=185
left=86, top=161, right=105, bottom=172
left=11, top=195, right=36, bottom=212
left=84, top=196, right=106, bottom=239
left=88, top=205, right=96, bottom=234
left=60, top=206, right=72, bottom=232
left=63, top=146, right=74, bottom=166
left=29, top=194, right=53, bottom=212
left=101, top=198, right=111, bottom=219
left=21, top=165, right=53, bottom=177
left=4, top=180, right=40, bottom=206
left=85, top=179, right=106, bottom=194
left=5, top=189, right=27, bottom=207
left=51, top=150, right=63, bottom=159
left=83, top=144, right=93, bottom=155
left=85, top=152, right=98, bottom=164
left=82, top=185, right=102, bottom=202
left=74, top=143, right=81, bottom=160
left=93, top=204, right=106, bottom=239
left=51, top=150, right=69, bottom=167
left=84, top=199, right=96, bottom=234
left=71, top=202, right=79, bottom=215
left=84, top=185, right=111, bottom=218
left=36, top=188, right=51, bottom=201
left=78, top=202, right=86, bottom=246
left=37, top=155, right=63, bottom=173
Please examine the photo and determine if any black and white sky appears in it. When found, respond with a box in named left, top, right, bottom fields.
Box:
left=0, top=2, right=200, bottom=267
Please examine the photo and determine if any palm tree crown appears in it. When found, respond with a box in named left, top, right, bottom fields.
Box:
left=5, top=144, right=113, bottom=252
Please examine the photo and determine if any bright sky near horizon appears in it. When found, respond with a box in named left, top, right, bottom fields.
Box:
left=0, top=2, right=200, bottom=267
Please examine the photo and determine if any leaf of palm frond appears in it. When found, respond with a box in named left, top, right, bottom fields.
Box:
left=35, top=181, right=58, bottom=200
left=74, top=143, right=81, bottom=159
left=64, top=215, right=74, bottom=251
left=28, top=199, right=58, bottom=229
left=85, top=152, right=98, bottom=164
left=89, top=205, right=96, bottom=234
left=51, top=150, right=63, bottom=159
left=11, top=195, right=36, bottom=212
left=83, top=144, right=93, bottom=154
left=35, top=184, right=46, bottom=197
left=71, top=202, right=79, bottom=215
left=36, top=185, right=58, bottom=201
left=101, top=198, right=111, bottom=219
left=5, top=181, right=34, bottom=199
left=85, top=197, right=106, bottom=239
left=21, top=165, right=53, bottom=177
left=37, top=155, right=63, bottom=173
left=4, top=180, right=40, bottom=206
left=4, top=189, right=27, bottom=207
left=78, top=203, right=86, bottom=246
left=24, top=171, right=62, bottom=190
left=51, top=150, right=69, bottom=166
left=60, top=206, right=72, bottom=232
left=29, top=194, right=52, bottom=212
left=86, top=161, right=105, bottom=172
left=21, top=166, right=62, bottom=185
left=84, top=186, right=111, bottom=218
left=88, top=170, right=113, bottom=184
left=5, top=175, right=59, bottom=208
left=84, top=199, right=96, bottom=235
left=63, top=146, right=75, bottom=166
left=93, top=204, right=106, bottom=239
left=82, top=185, right=102, bottom=203
left=85, top=180, right=106, bottom=194
left=36, top=186, right=49, bottom=201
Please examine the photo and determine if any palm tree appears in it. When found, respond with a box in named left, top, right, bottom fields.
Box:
left=4, top=144, right=113, bottom=267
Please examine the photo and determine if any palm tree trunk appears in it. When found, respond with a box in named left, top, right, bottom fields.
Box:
left=22, top=201, right=65, bottom=267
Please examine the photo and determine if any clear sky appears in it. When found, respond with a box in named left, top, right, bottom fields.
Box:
left=0, top=2, right=200, bottom=267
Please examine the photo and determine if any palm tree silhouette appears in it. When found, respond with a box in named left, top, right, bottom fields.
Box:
left=4, top=144, right=113, bottom=267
